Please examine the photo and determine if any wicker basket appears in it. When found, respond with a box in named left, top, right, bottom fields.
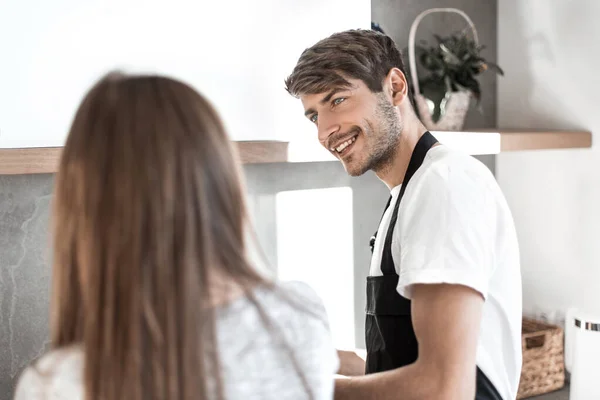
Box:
left=517, top=318, right=565, bottom=399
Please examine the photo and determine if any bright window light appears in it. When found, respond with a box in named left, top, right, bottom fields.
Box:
left=275, top=187, right=354, bottom=349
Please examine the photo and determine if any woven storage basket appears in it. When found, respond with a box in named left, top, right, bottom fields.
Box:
left=407, top=8, right=477, bottom=131
left=517, top=318, right=565, bottom=399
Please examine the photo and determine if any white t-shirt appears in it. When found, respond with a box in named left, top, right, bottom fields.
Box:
left=369, top=145, right=522, bottom=400
left=13, top=281, right=338, bottom=400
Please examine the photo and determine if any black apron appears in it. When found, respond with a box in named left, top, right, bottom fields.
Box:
left=365, top=131, right=503, bottom=400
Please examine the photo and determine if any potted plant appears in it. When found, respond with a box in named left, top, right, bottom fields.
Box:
left=406, top=8, right=504, bottom=131
left=414, top=32, right=503, bottom=124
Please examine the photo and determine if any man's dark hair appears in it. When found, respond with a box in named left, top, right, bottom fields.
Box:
left=284, top=29, right=416, bottom=110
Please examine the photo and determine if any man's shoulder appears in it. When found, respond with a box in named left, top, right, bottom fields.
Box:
left=400, top=145, right=511, bottom=227
left=428, top=145, right=494, bottom=178
left=414, top=146, right=501, bottom=198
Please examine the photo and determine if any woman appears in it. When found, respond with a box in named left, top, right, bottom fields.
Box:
left=14, top=72, right=338, bottom=399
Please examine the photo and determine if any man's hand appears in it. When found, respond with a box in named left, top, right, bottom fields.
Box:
left=336, top=349, right=366, bottom=376
left=334, top=283, right=484, bottom=400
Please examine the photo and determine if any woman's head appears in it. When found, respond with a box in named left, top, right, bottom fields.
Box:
left=51, top=71, right=266, bottom=399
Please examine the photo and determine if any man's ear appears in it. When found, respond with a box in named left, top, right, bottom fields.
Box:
left=385, top=68, right=409, bottom=107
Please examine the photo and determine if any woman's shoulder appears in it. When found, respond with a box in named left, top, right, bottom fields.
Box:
left=259, top=280, right=329, bottom=320
left=274, top=280, right=323, bottom=303
left=14, top=346, right=83, bottom=400
left=220, top=279, right=332, bottom=336
left=219, top=280, right=339, bottom=397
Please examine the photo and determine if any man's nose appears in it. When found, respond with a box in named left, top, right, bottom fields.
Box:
left=317, top=115, right=341, bottom=146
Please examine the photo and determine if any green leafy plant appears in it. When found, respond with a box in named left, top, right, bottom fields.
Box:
left=412, top=31, right=504, bottom=122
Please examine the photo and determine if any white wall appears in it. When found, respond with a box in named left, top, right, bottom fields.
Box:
left=497, top=0, right=600, bottom=319
left=0, top=0, right=369, bottom=148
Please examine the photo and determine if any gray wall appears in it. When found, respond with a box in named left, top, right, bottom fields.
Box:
left=0, top=174, right=53, bottom=399
left=1, top=2, right=498, bottom=397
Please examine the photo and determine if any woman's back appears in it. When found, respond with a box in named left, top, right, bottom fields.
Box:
left=14, top=281, right=338, bottom=399
left=15, top=72, right=337, bottom=399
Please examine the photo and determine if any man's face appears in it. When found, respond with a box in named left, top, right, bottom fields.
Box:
left=300, top=78, right=402, bottom=176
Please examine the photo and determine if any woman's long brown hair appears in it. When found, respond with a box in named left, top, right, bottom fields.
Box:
left=50, top=72, right=282, bottom=399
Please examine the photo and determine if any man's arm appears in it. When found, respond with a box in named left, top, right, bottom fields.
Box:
left=336, top=349, right=366, bottom=377
left=335, top=283, right=484, bottom=400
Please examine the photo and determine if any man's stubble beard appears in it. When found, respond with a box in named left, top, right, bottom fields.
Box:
left=348, top=95, right=402, bottom=177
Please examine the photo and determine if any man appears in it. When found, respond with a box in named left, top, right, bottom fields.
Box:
left=285, top=29, right=522, bottom=399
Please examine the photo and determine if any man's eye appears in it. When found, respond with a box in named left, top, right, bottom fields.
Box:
left=309, top=114, right=318, bottom=123
left=333, top=97, right=346, bottom=106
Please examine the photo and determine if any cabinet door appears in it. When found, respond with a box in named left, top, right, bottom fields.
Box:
left=0, top=0, right=369, bottom=148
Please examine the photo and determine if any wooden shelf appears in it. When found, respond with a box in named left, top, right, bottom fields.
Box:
left=0, top=130, right=592, bottom=175
left=435, top=129, right=592, bottom=155
left=496, top=129, right=592, bottom=152
left=0, top=141, right=289, bottom=175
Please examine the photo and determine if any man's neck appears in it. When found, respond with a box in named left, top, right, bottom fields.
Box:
left=375, top=121, right=429, bottom=190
